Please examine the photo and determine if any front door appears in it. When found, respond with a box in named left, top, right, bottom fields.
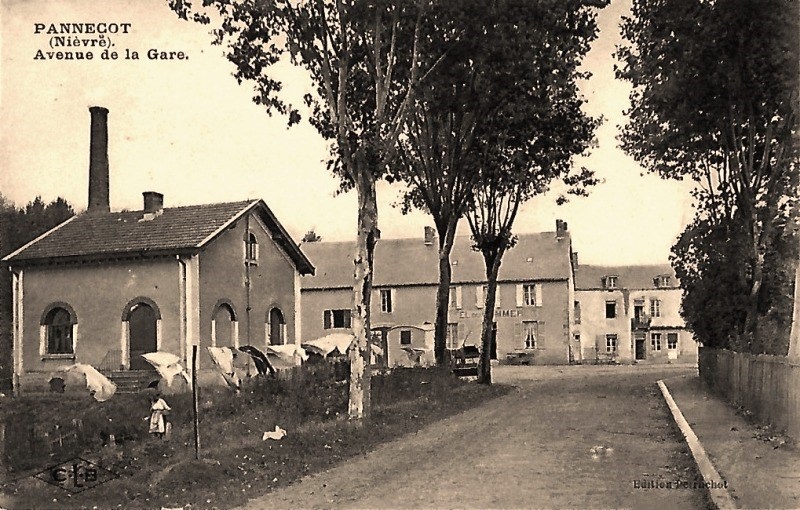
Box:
left=129, top=303, right=157, bottom=370
left=635, top=338, right=646, bottom=360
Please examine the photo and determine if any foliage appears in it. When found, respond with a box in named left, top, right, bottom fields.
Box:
left=0, top=195, right=75, bottom=389
left=618, top=0, right=800, bottom=351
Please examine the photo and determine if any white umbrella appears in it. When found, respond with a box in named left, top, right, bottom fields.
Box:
left=301, top=333, right=354, bottom=357
left=61, top=363, right=116, bottom=402
left=141, top=351, right=190, bottom=387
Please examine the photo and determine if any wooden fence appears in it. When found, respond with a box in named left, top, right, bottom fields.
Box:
left=699, top=347, right=800, bottom=440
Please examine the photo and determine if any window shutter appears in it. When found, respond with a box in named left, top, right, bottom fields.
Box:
left=495, top=286, right=501, bottom=307
left=535, top=284, right=543, bottom=307
left=514, top=322, right=523, bottom=346
left=476, top=285, right=484, bottom=308
left=538, top=321, right=545, bottom=347
left=516, top=284, right=524, bottom=307
left=323, top=310, right=331, bottom=329
left=391, top=288, right=396, bottom=313
left=254, top=242, right=259, bottom=261
left=455, top=286, right=462, bottom=309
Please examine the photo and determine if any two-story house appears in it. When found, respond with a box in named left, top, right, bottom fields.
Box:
left=573, top=264, right=696, bottom=364
left=300, top=221, right=578, bottom=365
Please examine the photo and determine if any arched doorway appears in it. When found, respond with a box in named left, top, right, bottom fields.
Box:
left=213, top=303, right=238, bottom=348
left=128, top=303, right=157, bottom=370
left=269, top=308, right=285, bottom=345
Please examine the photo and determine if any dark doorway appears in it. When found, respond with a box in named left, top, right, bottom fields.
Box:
left=129, top=303, right=157, bottom=370
left=635, top=337, right=646, bottom=360
left=490, top=322, right=498, bottom=360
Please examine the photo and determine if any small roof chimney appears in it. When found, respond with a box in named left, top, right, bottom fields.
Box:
left=556, top=219, right=568, bottom=239
left=141, top=191, right=164, bottom=220
left=424, top=226, right=435, bottom=246
left=87, top=106, right=110, bottom=214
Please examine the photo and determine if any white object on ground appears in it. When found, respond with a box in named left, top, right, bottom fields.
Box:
left=262, top=425, right=287, bottom=441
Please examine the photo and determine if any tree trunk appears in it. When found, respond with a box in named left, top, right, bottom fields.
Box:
left=477, top=249, right=503, bottom=385
left=349, top=170, right=378, bottom=422
left=433, top=222, right=457, bottom=365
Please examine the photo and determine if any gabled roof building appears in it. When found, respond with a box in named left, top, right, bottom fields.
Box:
left=301, top=221, right=580, bottom=365
left=4, top=107, right=313, bottom=393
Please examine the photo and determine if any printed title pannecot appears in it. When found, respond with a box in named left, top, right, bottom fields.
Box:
left=34, top=23, right=132, bottom=35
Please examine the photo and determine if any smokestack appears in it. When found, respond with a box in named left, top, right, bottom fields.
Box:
left=424, top=226, right=435, bottom=246
left=88, top=106, right=110, bottom=213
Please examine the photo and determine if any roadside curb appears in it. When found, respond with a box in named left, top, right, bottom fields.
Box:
left=657, top=379, right=738, bottom=510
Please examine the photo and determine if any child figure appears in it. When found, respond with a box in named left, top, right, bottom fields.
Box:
left=148, top=394, right=171, bottom=439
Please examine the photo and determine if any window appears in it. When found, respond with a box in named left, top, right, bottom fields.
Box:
left=449, top=286, right=462, bottom=309
left=44, top=307, right=75, bottom=355
left=323, top=309, right=351, bottom=329
left=380, top=289, right=393, bottom=313
left=446, top=323, right=459, bottom=349
left=400, top=330, right=412, bottom=345
left=667, top=333, right=678, bottom=350
left=654, top=275, right=671, bottom=288
left=477, top=284, right=500, bottom=308
left=606, top=334, right=617, bottom=353
left=574, top=301, right=581, bottom=324
left=245, top=232, right=259, bottom=263
left=604, top=276, right=618, bottom=289
left=269, top=307, right=285, bottom=345
left=605, top=301, right=617, bottom=319
left=523, top=284, right=536, bottom=306
left=650, top=299, right=662, bottom=318
left=523, top=321, right=538, bottom=349
left=651, top=332, right=662, bottom=351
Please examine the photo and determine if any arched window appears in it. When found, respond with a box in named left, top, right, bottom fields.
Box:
left=268, top=307, right=285, bottom=345
left=43, top=307, right=75, bottom=355
left=212, top=302, right=239, bottom=348
left=245, top=232, right=259, bottom=264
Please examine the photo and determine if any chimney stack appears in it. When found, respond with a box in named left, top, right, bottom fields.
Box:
left=556, top=219, right=568, bottom=238
left=423, top=226, right=435, bottom=246
left=87, top=106, right=110, bottom=214
left=143, top=192, right=164, bottom=215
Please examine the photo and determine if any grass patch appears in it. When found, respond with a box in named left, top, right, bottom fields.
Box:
left=1, top=365, right=508, bottom=509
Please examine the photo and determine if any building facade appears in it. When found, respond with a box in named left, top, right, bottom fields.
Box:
left=301, top=222, right=578, bottom=365
left=3, top=107, right=314, bottom=393
left=574, top=265, right=697, bottom=364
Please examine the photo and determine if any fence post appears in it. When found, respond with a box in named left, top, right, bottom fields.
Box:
left=192, top=345, right=200, bottom=460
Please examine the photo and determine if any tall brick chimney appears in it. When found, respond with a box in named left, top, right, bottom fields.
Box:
left=87, top=106, right=110, bottom=213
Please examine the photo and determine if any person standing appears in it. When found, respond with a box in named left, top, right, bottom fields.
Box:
left=148, top=394, right=171, bottom=439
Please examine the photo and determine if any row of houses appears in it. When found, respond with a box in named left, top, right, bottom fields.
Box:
left=3, top=107, right=696, bottom=393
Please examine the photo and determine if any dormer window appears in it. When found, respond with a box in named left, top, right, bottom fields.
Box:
left=603, top=275, right=618, bottom=289
left=654, top=275, right=671, bottom=288
left=245, top=232, right=259, bottom=264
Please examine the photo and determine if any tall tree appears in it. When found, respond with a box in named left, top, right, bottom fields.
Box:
left=618, top=0, right=800, bottom=350
left=394, top=1, right=493, bottom=365
left=466, top=0, right=602, bottom=384
left=169, top=0, right=456, bottom=420
left=396, top=0, right=603, bottom=367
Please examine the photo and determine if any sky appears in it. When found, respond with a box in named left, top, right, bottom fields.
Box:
left=0, top=0, right=696, bottom=265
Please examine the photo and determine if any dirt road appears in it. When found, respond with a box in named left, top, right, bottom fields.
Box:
left=239, top=364, right=706, bottom=509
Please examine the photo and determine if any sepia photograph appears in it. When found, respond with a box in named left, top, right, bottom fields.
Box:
left=0, top=0, right=798, bottom=508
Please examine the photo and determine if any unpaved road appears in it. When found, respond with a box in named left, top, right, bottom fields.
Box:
left=240, top=364, right=706, bottom=509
